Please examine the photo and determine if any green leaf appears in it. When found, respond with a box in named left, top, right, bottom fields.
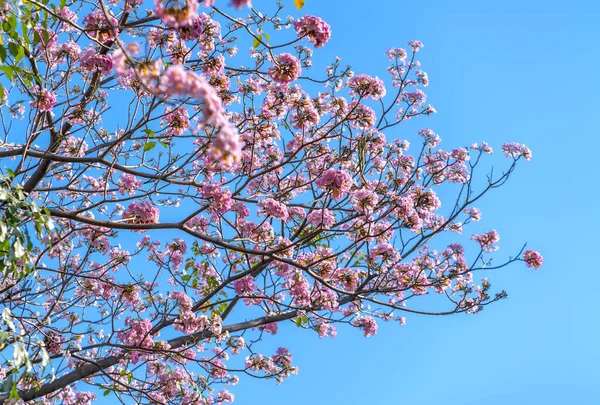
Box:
left=8, top=380, right=18, bottom=400
left=143, top=142, right=156, bottom=152
left=253, top=35, right=262, bottom=49
left=14, top=45, right=24, bottom=63
left=294, top=0, right=305, bottom=9
left=142, top=128, right=155, bottom=137
left=264, top=33, right=270, bottom=41
left=103, top=390, right=111, bottom=397
left=0, top=46, right=6, bottom=63
left=0, top=66, right=16, bottom=81
left=7, top=42, right=18, bottom=57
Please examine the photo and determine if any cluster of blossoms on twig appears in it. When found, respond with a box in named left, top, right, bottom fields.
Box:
left=0, top=0, right=542, bottom=404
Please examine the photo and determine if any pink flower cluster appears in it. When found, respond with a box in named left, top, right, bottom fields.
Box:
left=57, top=6, right=78, bottom=32
left=502, top=142, right=532, bottom=162
left=315, top=168, right=353, bottom=199
left=154, top=0, right=199, bottom=28
left=523, top=250, right=543, bottom=269
left=79, top=47, right=113, bottom=75
left=294, top=15, right=331, bottom=48
left=162, top=107, right=190, bottom=137
left=471, top=230, right=500, bottom=252
left=230, top=0, right=251, bottom=9
left=233, top=276, right=261, bottom=306
left=306, top=209, right=336, bottom=228
left=208, top=123, right=244, bottom=169
left=43, top=330, right=65, bottom=355
left=258, top=198, right=289, bottom=221
left=82, top=9, right=119, bottom=43
left=347, top=74, right=386, bottom=100
left=122, top=201, right=160, bottom=224
left=268, top=53, right=302, bottom=84
left=118, top=173, right=143, bottom=195
left=30, top=86, right=57, bottom=112
left=200, top=183, right=233, bottom=216
left=352, top=316, right=378, bottom=337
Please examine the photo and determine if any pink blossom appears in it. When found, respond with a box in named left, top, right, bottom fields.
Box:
left=347, top=74, right=386, bottom=100
left=315, top=168, right=353, bottom=199
left=122, top=201, right=160, bottom=224
left=407, top=40, right=424, bottom=52
left=29, top=86, right=56, bottom=112
left=118, top=173, right=143, bottom=195
left=502, top=142, right=532, bottom=162
left=348, top=101, right=376, bottom=129
left=523, top=250, right=543, bottom=269
left=294, top=15, right=331, bottom=48
left=352, top=189, right=379, bottom=213
left=230, top=0, right=251, bottom=9
left=57, top=7, right=78, bottom=32
left=352, top=316, right=378, bottom=337
left=162, top=107, right=190, bottom=136
left=258, top=198, right=289, bottom=221
left=44, top=330, right=65, bottom=355
left=386, top=47, right=408, bottom=61
left=82, top=9, right=119, bottom=43
left=79, top=47, right=113, bottom=75
left=154, top=0, right=199, bottom=28
left=463, top=207, right=482, bottom=221
left=201, top=183, right=233, bottom=215
left=268, top=53, right=302, bottom=84
left=208, top=123, right=243, bottom=169
left=258, top=322, right=278, bottom=335
left=471, top=230, right=500, bottom=252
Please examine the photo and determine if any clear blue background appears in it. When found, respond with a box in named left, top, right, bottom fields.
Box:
left=230, top=0, right=600, bottom=404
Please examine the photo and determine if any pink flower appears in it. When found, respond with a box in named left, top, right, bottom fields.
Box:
left=230, top=0, right=251, bottom=8
left=352, top=189, right=379, bottom=213
left=122, top=201, right=160, bottom=224
left=57, top=7, right=78, bottom=32
left=352, top=316, right=378, bottom=337
left=315, top=169, right=353, bottom=199
left=386, top=47, right=407, bottom=61
left=407, top=40, right=424, bottom=52
left=217, top=390, right=235, bottom=404
left=463, top=207, right=482, bottom=222
left=162, top=107, right=190, bottom=136
left=418, top=128, right=441, bottom=148
left=348, top=101, right=376, bottom=129
left=83, top=9, right=119, bottom=43
left=268, top=53, right=302, bottom=84
left=258, top=198, right=289, bottom=221
left=117, top=318, right=155, bottom=348
left=44, top=330, right=65, bottom=355
left=471, top=230, right=500, bottom=252
left=502, top=142, right=532, bottom=162
left=523, top=250, right=543, bottom=269
left=233, top=276, right=261, bottom=306
left=29, top=86, right=56, bottom=112
left=154, top=0, right=199, bottom=28
left=80, top=47, right=113, bottom=75
left=294, top=15, right=331, bottom=48
left=347, top=74, right=386, bottom=100
left=201, top=183, right=233, bottom=215
left=258, top=322, right=278, bottom=335
left=118, top=173, right=143, bottom=195
left=208, top=123, right=243, bottom=169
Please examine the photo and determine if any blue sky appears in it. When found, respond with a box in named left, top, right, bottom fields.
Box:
left=230, top=0, right=600, bottom=404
